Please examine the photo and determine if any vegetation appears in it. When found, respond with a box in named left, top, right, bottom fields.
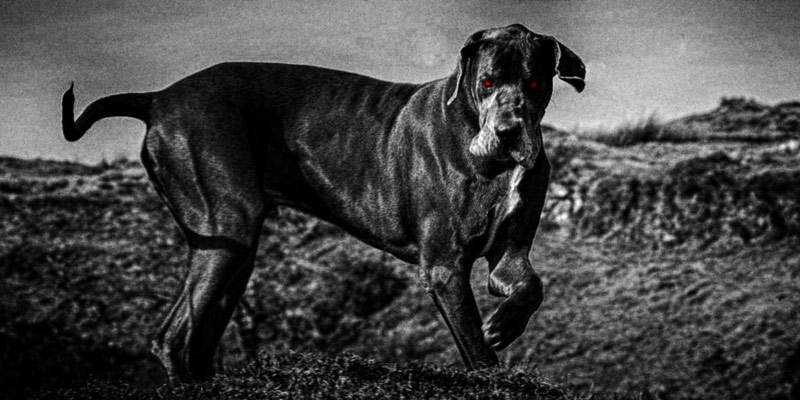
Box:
left=577, top=115, right=702, bottom=147
left=578, top=98, right=800, bottom=147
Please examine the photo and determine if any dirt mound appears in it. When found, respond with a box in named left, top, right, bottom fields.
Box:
left=34, top=353, right=585, bottom=400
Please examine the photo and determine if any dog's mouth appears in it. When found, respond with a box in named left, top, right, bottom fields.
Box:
left=469, top=126, right=536, bottom=169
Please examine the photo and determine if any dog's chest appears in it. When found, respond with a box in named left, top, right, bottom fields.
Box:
left=459, top=165, right=530, bottom=253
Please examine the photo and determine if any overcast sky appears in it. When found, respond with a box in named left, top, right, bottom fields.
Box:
left=2, top=0, right=799, bottom=162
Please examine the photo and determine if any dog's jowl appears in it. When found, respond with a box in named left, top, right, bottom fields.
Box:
left=61, top=23, right=584, bottom=381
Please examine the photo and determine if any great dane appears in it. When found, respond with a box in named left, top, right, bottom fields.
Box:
left=61, top=23, right=585, bottom=381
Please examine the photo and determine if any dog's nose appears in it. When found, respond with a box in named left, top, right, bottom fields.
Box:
left=495, top=123, right=522, bottom=144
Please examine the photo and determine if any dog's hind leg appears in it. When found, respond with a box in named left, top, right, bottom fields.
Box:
left=152, top=244, right=259, bottom=380
left=141, top=109, right=268, bottom=381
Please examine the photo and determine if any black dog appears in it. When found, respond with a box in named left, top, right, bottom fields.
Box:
left=62, top=23, right=585, bottom=381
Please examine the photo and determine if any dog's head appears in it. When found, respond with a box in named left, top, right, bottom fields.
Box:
left=448, top=24, right=585, bottom=169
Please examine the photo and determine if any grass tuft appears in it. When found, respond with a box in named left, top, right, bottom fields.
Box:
left=578, top=115, right=701, bottom=147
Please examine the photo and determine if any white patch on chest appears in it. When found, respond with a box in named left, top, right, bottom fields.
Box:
left=504, top=164, right=526, bottom=218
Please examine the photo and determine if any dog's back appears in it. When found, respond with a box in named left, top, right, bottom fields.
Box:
left=144, top=63, right=437, bottom=260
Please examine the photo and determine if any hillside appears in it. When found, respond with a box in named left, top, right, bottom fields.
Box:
left=670, top=97, right=800, bottom=141
left=2, top=98, right=800, bottom=399
left=547, top=97, right=800, bottom=247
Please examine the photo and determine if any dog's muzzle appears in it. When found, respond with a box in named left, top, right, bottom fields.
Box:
left=470, top=112, right=537, bottom=169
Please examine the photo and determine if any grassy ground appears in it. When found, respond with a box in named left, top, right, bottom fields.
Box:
left=3, top=98, right=800, bottom=399
left=33, top=352, right=589, bottom=400
left=520, top=235, right=800, bottom=398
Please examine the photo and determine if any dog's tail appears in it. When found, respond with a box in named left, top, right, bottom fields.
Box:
left=61, top=82, right=154, bottom=142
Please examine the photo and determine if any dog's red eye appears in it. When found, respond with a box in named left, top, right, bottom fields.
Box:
left=482, top=79, right=492, bottom=88
left=530, top=81, right=538, bottom=89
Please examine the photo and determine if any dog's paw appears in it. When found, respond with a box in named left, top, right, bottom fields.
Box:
left=481, top=301, right=533, bottom=351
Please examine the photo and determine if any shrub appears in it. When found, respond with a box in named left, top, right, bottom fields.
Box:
left=579, top=115, right=700, bottom=147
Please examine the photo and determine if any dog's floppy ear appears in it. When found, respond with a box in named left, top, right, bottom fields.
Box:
left=533, top=34, right=586, bottom=93
left=447, top=30, right=490, bottom=106
left=553, top=39, right=586, bottom=93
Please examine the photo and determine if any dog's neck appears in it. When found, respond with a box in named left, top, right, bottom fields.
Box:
left=471, top=155, right=517, bottom=179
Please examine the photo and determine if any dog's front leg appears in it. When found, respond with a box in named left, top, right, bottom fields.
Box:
left=481, top=149, right=549, bottom=351
left=419, top=258, right=499, bottom=369
left=482, top=248, right=543, bottom=350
